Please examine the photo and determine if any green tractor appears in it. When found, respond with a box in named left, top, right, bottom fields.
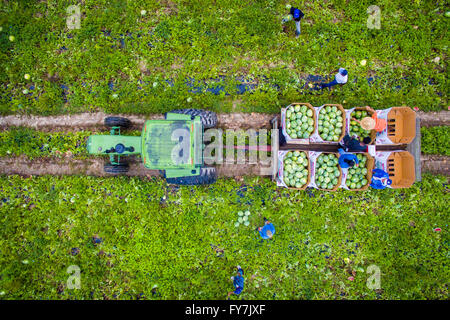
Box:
left=87, top=109, right=218, bottom=185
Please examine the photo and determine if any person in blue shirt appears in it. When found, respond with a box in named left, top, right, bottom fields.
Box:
left=258, top=217, right=275, bottom=239
left=339, top=134, right=371, bottom=153
left=370, top=169, right=392, bottom=189
left=338, top=148, right=359, bottom=169
left=227, top=265, right=245, bottom=299
left=282, top=6, right=305, bottom=37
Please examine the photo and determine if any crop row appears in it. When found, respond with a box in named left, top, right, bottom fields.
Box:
left=0, top=173, right=447, bottom=299
left=420, top=126, right=450, bottom=157
left=0, top=1, right=447, bottom=115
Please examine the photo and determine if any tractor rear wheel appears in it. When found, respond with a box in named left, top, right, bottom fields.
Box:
left=166, top=109, right=218, bottom=128
left=104, top=162, right=129, bottom=174
left=165, top=167, right=217, bottom=185
left=104, top=116, right=131, bottom=129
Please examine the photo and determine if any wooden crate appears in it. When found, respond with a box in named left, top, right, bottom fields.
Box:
left=278, top=150, right=311, bottom=190
left=283, top=102, right=316, bottom=144
left=319, top=104, right=346, bottom=142
left=314, top=152, right=342, bottom=191
left=348, top=153, right=375, bottom=191
left=349, top=106, right=377, bottom=144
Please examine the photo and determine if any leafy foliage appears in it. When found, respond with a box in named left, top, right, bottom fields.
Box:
left=0, top=0, right=448, bottom=301
left=421, top=126, right=450, bottom=156
left=0, top=174, right=448, bottom=299
left=0, top=0, right=447, bottom=115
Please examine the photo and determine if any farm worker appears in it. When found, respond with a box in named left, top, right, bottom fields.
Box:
left=320, top=68, right=348, bottom=89
left=258, top=217, right=275, bottom=239
left=338, top=148, right=359, bottom=169
left=92, top=234, right=103, bottom=244
left=370, top=169, right=392, bottom=189
left=352, top=106, right=387, bottom=132
left=227, top=265, right=245, bottom=298
left=282, top=5, right=305, bottom=37
left=211, top=244, right=225, bottom=258
left=339, top=134, right=371, bottom=153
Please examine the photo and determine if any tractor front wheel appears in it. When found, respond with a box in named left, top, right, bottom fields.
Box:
left=165, top=167, right=217, bottom=185
left=104, top=162, right=129, bottom=174
left=104, top=116, right=131, bottom=129
left=166, top=109, right=218, bottom=128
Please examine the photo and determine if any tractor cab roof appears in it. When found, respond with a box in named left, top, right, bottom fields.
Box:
left=141, top=119, right=202, bottom=169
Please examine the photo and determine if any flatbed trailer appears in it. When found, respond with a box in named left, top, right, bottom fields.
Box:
left=270, top=109, right=421, bottom=188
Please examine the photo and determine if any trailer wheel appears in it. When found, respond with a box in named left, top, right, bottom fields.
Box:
left=104, top=162, right=129, bottom=174
left=165, top=167, right=217, bottom=185
left=166, top=109, right=218, bottom=128
left=104, top=116, right=131, bottom=129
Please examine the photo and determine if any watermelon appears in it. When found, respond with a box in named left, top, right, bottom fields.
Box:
left=345, top=154, right=371, bottom=189
left=285, top=104, right=315, bottom=140
left=314, top=153, right=341, bottom=190
left=318, top=106, right=344, bottom=142
left=349, top=109, right=373, bottom=142
left=282, top=151, right=309, bottom=188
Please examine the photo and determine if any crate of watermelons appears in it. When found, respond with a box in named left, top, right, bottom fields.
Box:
left=347, top=106, right=376, bottom=144
left=341, top=153, right=375, bottom=191
left=310, top=152, right=342, bottom=191
left=277, top=150, right=310, bottom=190
left=310, top=104, right=346, bottom=143
left=281, top=103, right=316, bottom=144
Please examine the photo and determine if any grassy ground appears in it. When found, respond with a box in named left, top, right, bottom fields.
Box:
left=0, top=1, right=448, bottom=301
left=421, top=126, right=450, bottom=156
left=0, top=174, right=448, bottom=299
left=0, top=0, right=447, bottom=115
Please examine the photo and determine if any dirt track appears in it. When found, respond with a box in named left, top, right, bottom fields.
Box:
left=0, top=155, right=448, bottom=177
left=417, top=111, right=450, bottom=127
left=0, top=112, right=275, bottom=131
left=1, top=111, right=448, bottom=131
left=0, top=156, right=267, bottom=178
left=420, top=155, right=450, bottom=176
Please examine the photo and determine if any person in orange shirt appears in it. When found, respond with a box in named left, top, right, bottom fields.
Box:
left=351, top=106, right=387, bottom=132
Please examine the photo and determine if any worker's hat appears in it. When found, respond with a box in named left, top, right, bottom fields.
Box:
left=360, top=117, right=376, bottom=130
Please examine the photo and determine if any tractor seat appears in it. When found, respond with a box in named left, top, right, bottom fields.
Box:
left=105, top=144, right=135, bottom=154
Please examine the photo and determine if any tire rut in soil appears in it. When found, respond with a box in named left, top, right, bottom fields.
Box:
left=0, top=155, right=448, bottom=177
left=2, top=111, right=447, bottom=132
left=420, top=155, right=450, bottom=176
left=0, top=156, right=160, bottom=177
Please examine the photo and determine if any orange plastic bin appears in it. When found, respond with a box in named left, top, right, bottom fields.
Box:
left=386, top=151, right=415, bottom=188
left=387, top=107, right=416, bottom=144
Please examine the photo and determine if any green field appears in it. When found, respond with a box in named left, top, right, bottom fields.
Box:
left=0, top=0, right=448, bottom=115
left=0, top=174, right=448, bottom=299
left=0, top=0, right=449, bottom=301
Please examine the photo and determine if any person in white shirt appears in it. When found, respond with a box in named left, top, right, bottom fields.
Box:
left=321, top=68, right=348, bottom=89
